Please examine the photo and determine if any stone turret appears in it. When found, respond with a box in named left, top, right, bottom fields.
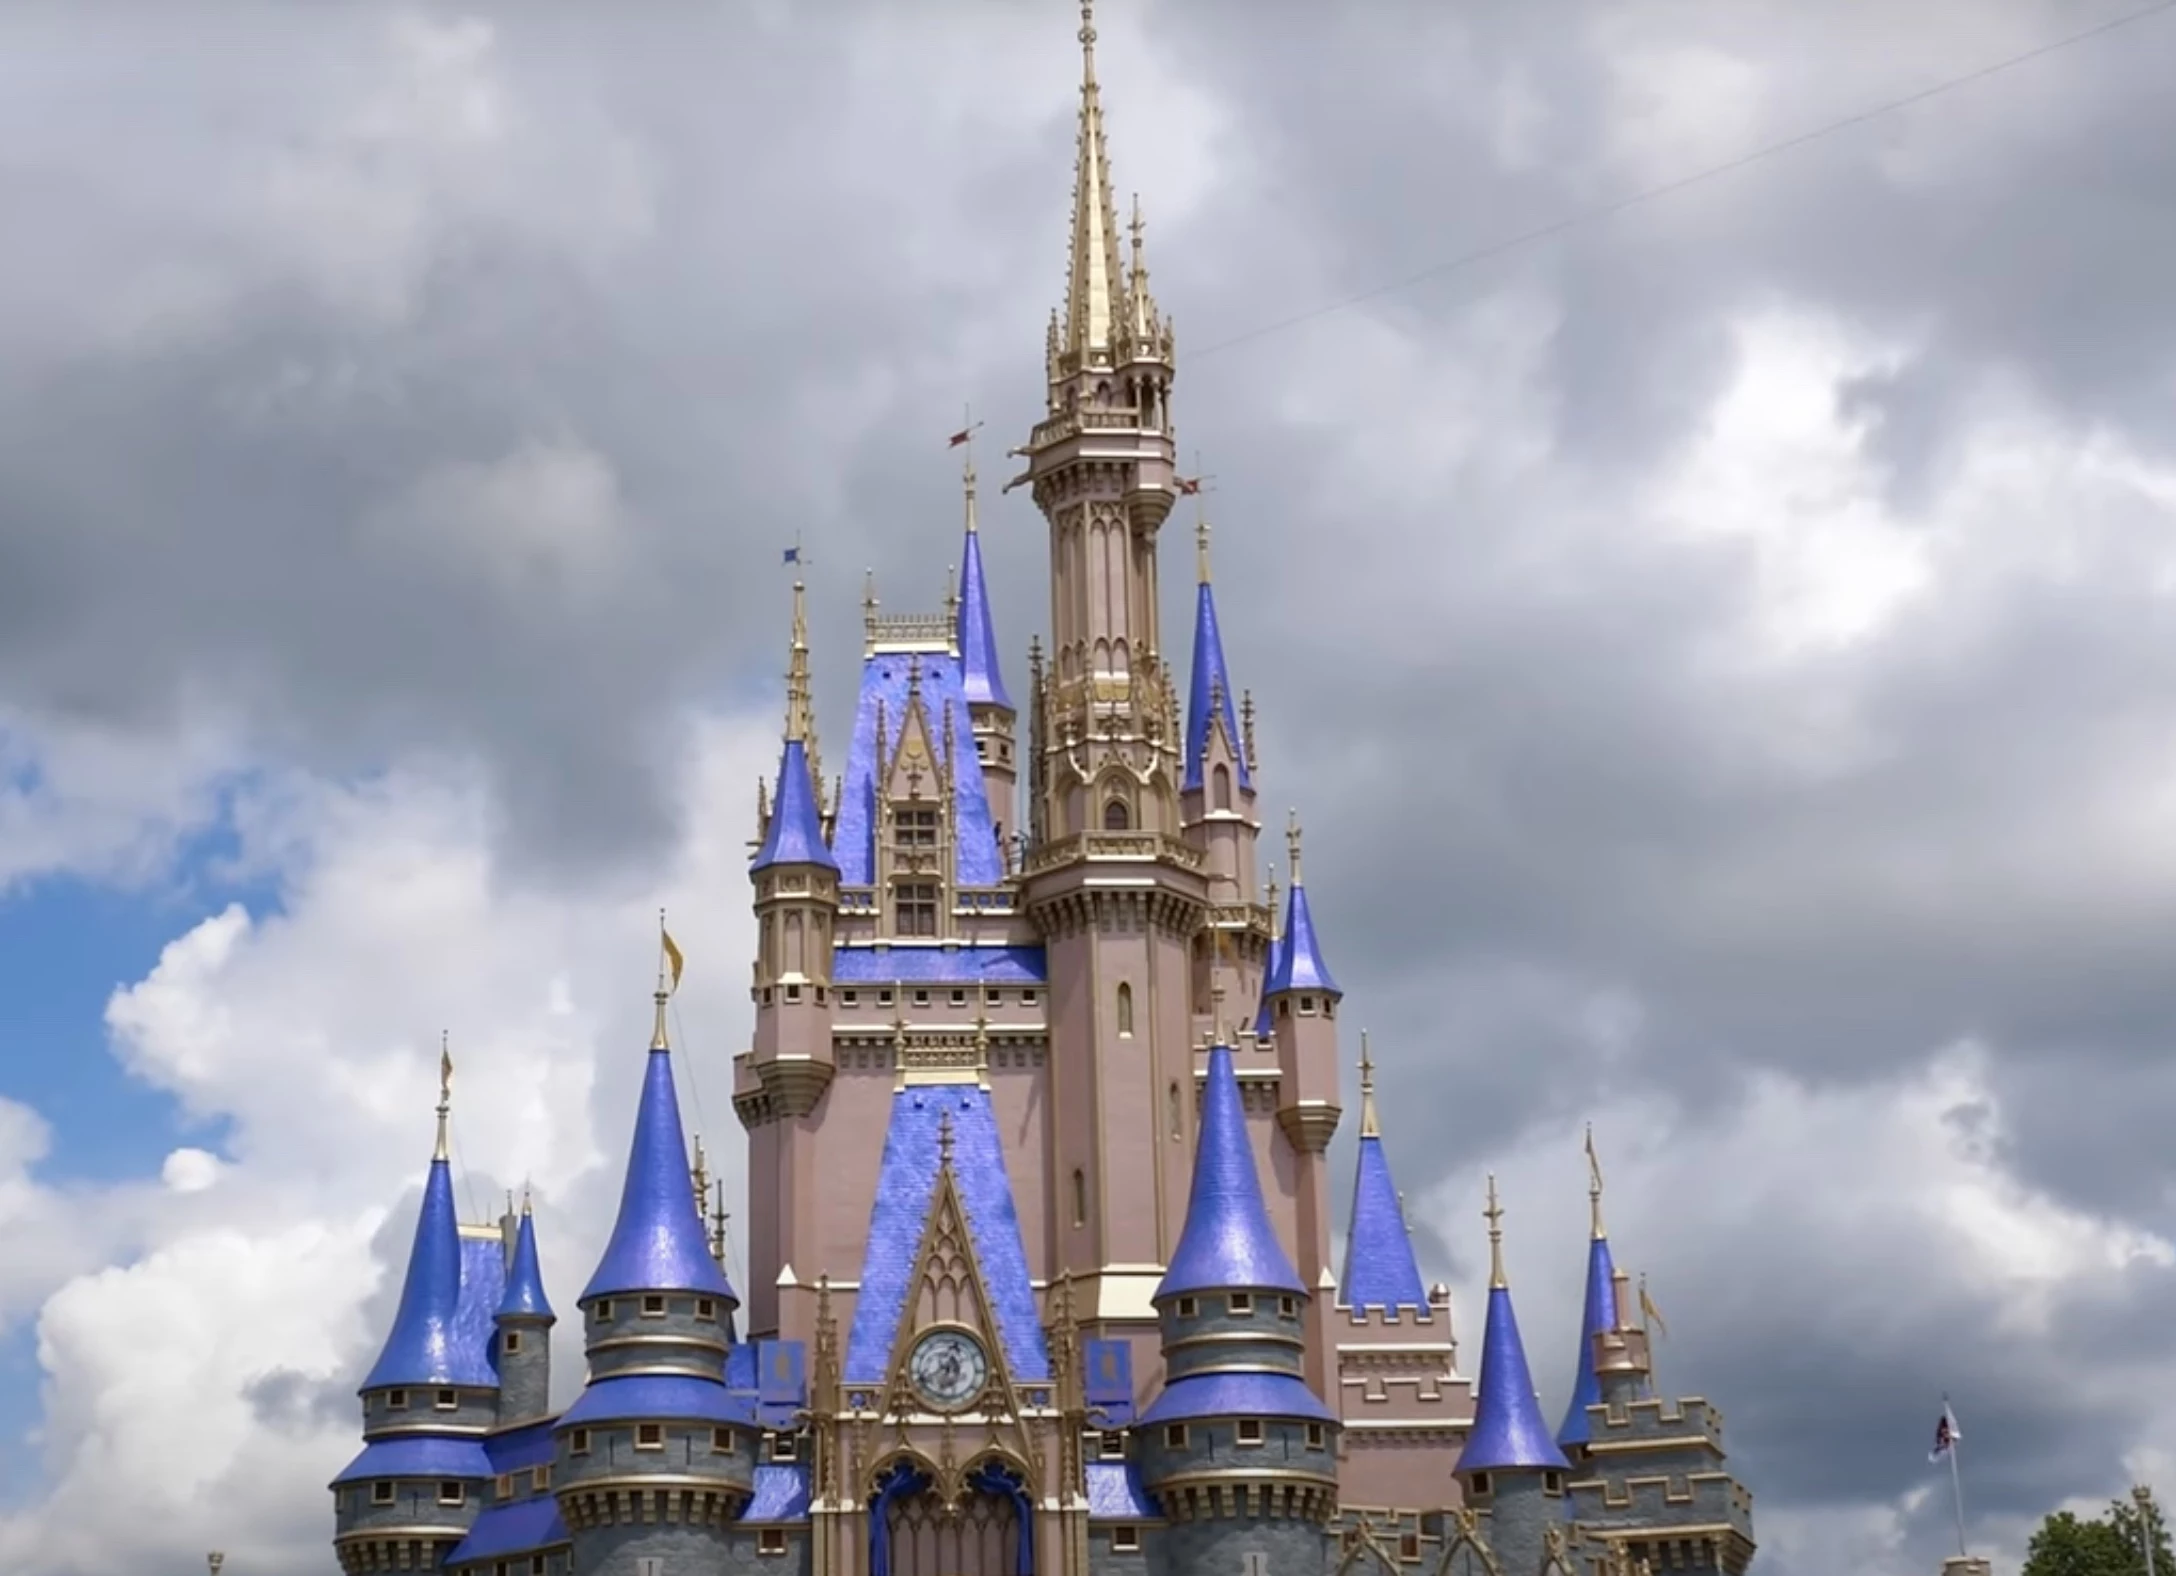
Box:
left=494, top=1197, right=554, bottom=1427
left=332, top=1069, right=496, bottom=1573
left=1137, top=1042, right=1338, bottom=1576
left=556, top=988, right=760, bottom=1576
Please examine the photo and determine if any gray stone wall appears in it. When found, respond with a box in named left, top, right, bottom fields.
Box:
left=496, top=1318, right=552, bottom=1425
left=582, top=1293, right=732, bottom=1381
left=333, top=1477, right=483, bottom=1544
left=1087, top=1526, right=1152, bottom=1576
left=1469, top=1474, right=1564, bottom=1576
left=1137, top=1416, right=1337, bottom=1489
left=1145, top=1513, right=1328, bottom=1576
left=364, top=1385, right=498, bottom=1438
left=1159, top=1296, right=1309, bottom=1384
left=555, top=1419, right=759, bottom=1502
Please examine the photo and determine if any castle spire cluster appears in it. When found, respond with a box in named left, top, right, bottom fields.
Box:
left=339, top=9, right=1755, bottom=1573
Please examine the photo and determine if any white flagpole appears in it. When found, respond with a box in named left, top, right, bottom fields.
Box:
left=1944, top=1401, right=1967, bottom=1557
left=2137, top=1486, right=2159, bottom=1576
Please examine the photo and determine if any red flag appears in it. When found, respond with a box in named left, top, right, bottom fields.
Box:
left=1928, top=1404, right=1960, bottom=1463
left=948, top=423, right=982, bottom=448
left=1174, top=475, right=1202, bottom=495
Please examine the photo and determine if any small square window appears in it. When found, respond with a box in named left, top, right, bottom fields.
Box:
left=1098, top=1431, right=1126, bottom=1460
left=1300, top=995, right=1317, bottom=1014
left=636, top=1423, right=665, bottom=1450
left=495, top=1473, right=513, bottom=1500
left=1236, top=1418, right=1264, bottom=1446
left=770, top=1433, right=799, bottom=1462
left=570, top=1429, right=591, bottom=1456
left=438, top=1481, right=466, bottom=1507
left=713, top=1427, right=735, bottom=1452
left=697, top=1298, right=716, bottom=1320
left=641, top=1295, right=667, bottom=1318
left=435, top=1388, right=458, bottom=1410
left=1112, top=1526, right=1141, bottom=1552
left=1544, top=1470, right=1565, bottom=1495
left=495, top=1562, right=510, bottom=1576
left=531, top=1560, right=546, bottom=1576
left=1227, top=1292, right=1254, bottom=1316
left=842, top=989, right=860, bottom=1006
left=1306, top=1423, right=1326, bottom=1450
left=386, top=1389, right=408, bottom=1411
left=1400, top=1532, right=1422, bottom=1561
left=949, top=989, right=967, bottom=1007
left=1176, top=1296, right=1198, bottom=1319
left=371, top=1481, right=395, bottom=1506
left=1469, top=1470, right=1492, bottom=1496
left=878, top=989, right=895, bottom=1007
left=758, top=1529, right=789, bottom=1556
left=1163, top=1424, right=1188, bottom=1450
left=504, top=1329, right=523, bottom=1354
left=912, top=989, right=931, bottom=1007
left=594, top=1300, right=613, bottom=1322
left=1022, top=990, right=1038, bottom=1005
left=531, top=1466, right=550, bottom=1492
left=1279, top=1296, right=1297, bottom=1318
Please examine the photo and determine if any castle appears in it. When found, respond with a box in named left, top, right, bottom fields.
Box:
left=331, top=7, right=1758, bottom=1573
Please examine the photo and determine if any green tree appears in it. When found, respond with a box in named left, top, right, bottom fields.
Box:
left=2022, top=1488, right=2173, bottom=1576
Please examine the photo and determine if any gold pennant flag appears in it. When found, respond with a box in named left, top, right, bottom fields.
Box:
left=440, top=1045, right=453, bottom=1097
left=1638, top=1277, right=1668, bottom=1339
left=662, top=929, right=686, bottom=994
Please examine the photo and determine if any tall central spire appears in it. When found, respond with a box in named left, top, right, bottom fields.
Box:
left=1062, top=0, right=1124, bottom=365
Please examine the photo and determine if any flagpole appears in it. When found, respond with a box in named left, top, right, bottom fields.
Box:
left=1945, top=1398, right=1967, bottom=1558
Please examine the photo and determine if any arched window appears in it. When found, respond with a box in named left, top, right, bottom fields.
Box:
left=1103, top=798, right=1131, bottom=831
left=1071, top=1169, right=1088, bottom=1228
left=1212, top=763, right=1232, bottom=811
left=1116, top=982, right=1134, bottom=1037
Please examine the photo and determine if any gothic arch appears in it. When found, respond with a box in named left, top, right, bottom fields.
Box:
left=1212, top=761, right=1232, bottom=811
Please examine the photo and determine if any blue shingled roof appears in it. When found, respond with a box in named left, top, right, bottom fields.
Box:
left=957, top=526, right=1012, bottom=712
left=448, top=1497, right=569, bottom=1566
left=753, top=737, right=838, bottom=872
left=1340, top=1135, right=1427, bottom=1312
left=1263, top=878, right=1339, bottom=997
left=331, top=1434, right=492, bottom=1487
left=558, top=1373, right=757, bottom=1428
left=361, top=1158, right=499, bottom=1392
left=845, top=1086, right=1050, bottom=1384
left=1185, top=579, right=1252, bottom=794
left=453, top=1232, right=505, bottom=1384
left=1557, top=1233, right=1621, bottom=1448
left=743, top=1464, right=812, bottom=1522
left=1159, top=1044, right=1305, bottom=1300
left=581, top=1047, right=737, bottom=1304
left=1137, top=1369, right=1335, bottom=1426
left=833, top=650, right=1005, bottom=888
left=831, top=944, right=1045, bottom=986
left=497, top=1210, right=553, bottom=1322
left=1462, top=1284, right=1570, bottom=1473
left=485, top=1421, right=557, bottom=1474
left=1085, top=1461, right=1157, bottom=1520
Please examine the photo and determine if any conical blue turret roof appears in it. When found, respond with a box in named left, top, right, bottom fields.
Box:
left=497, top=1207, right=555, bottom=1323
left=752, top=737, right=836, bottom=871
left=1557, top=1231, right=1620, bottom=1446
left=958, top=522, right=1011, bottom=711
left=1463, top=1281, right=1570, bottom=1473
left=581, top=1043, right=737, bottom=1304
left=1185, top=577, right=1252, bottom=794
left=362, top=1156, right=498, bottom=1390
left=1264, top=877, right=1339, bottom=997
left=1341, top=1135, right=1427, bottom=1312
left=1158, top=1044, right=1305, bottom=1300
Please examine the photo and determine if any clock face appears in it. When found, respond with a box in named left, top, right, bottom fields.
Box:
left=908, top=1329, right=990, bottom=1412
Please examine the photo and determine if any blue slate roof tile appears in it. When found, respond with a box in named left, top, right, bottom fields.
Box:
left=496, top=1210, right=552, bottom=1322
left=845, top=1086, right=1049, bottom=1384
left=1158, top=1044, right=1306, bottom=1300
left=484, top=1421, right=558, bottom=1475
left=833, top=651, right=1005, bottom=888
left=1185, top=580, right=1252, bottom=794
left=1339, top=1136, right=1427, bottom=1313
left=1462, top=1284, right=1571, bottom=1473
left=753, top=737, right=837, bottom=872
left=361, top=1157, right=499, bottom=1392
left=1085, top=1461, right=1157, bottom=1520
left=1557, top=1234, right=1621, bottom=1448
left=331, top=1434, right=492, bottom=1487
left=831, top=944, right=1045, bottom=986
left=1263, top=880, right=1340, bottom=997
left=1137, top=1369, right=1335, bottom=1426
left=957, top=525, right=1012, bottom=712
left=743, top=1464, right=812, bottom=1523
left=581, top=1047, right=737, bottom=1304
left=447, top=1498, right=569, bottom=1566
left=557, top=1373, right=757, bottom=1429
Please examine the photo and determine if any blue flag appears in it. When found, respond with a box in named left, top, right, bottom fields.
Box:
left=782, top=546, right=801, bottom=565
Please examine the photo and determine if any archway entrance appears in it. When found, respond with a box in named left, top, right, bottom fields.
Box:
left=869, top=1458, right=1033, bottom=1576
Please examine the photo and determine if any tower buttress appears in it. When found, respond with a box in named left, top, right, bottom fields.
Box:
left=744, top=579, right=842, bottom=1340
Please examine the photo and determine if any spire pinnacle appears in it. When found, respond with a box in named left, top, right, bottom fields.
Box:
left=1196, top=515, right=1212, bottom=585
left=1357, top=1032, right=1380, bottom=1139
left=652, top=910, right=681, bottom=1051
left=1484, top=1172, right=1507, bottom=1289
left=1287, top=809, right=1305, bottom=885
left=1060, top=0, right=1124, bottom=364
left=1586, top=1124, right=1606, bottom=1240
left=434, top=1032, right=452, bottom=1162
left=784, top=578, right=815, bottom=745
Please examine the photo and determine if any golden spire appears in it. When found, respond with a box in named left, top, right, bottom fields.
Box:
left=434, top=1032, right=453, bottom=1162
left=651, top=909, right=678, bottom=1051
left=963, top=431, right=981, bottom=534
left=784, top=577, right=816, bottom=746
left=1265, top=862, right=1281, bottom=939
left=1196, top=514, right=1212, bottom=585
left=1126, top=191, right=1154, bottom=346
left=1483, top=1173, right=1507, bottom=1289
left=691, top=1136, right=711, bottom=1214
left=521, top=1183, right=533, bottom=1218
left=1286, top=809, right=1305, bottom=885
left=861, top=567, right=879, bottom=656
left=1585, top=1124, right=1606, bottom=1240
left=1061, top=0, right=1124, bottom=363
left=1357, top=1031, right=1381, bottom=1139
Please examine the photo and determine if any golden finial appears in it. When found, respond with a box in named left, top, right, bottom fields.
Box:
left=652, top=909, right=678, bottom=1051
left=692, top=1136, right=710, bottom=1210
left=784, top=577, right=815, bottom=745
left=709, top=1180, right=729, bottom=1268
left=1286, top=809, right=1305, bottom=885
left=963, top=426, right=981, bottom=535
left=1357, top=1032, right=1380, bottom=1139
left=1585, top=1124, right=1606, bottom=1240
left=1610, top=1264, right=1634, bottom=1333
left=943, top=561, right=959, bottom=634
left=208, top=1556, right=225, bottom=1576
left=1078, top=0, right=1097, bottom=74
left=1483, top=1173, right=1507, bottom=1289
left=1196, top=515, right=1212, bottom=585
left=1265, top=862, right=1281, bottom=938
left=862, top=567, right=879, bottom=655
left=434, top=1031, right=453, bottom=1161
left=521, top=1182, right=533, bottom=1217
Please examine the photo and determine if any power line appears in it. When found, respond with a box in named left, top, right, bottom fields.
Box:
left=1192, top=0, right=2176, bottom=362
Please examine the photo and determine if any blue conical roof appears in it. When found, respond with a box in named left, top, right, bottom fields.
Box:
left=1264, top=878, right=1340, bottom=997
left=1340, top=1135, right=1427, bottom=1312
left=1159, top=1044, right=1305, bottom=1300
left=752, top=737, right=836, bottom=871
left=1185, top=579, right=1252, bottom=794
left=958, top=524, right=1011, bottom=711
left=1557, top=1233, right=1620, bottom=1446
left=497, top=1208, right=555, bottom=1323
left=362, top=1157, right=497, bottom=1390
left=1463, top=1283, right=1570, bottom=1473
left=581, top=1047, right=737, bottom=1304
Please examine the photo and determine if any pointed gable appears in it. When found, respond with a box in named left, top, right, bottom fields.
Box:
left=835, top=647, right=1004, bottom=888
left=845, top=1086, right=1049, bottom=1384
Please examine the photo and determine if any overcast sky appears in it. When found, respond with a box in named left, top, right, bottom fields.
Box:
left=2, top=1, right=2175, bottom=1572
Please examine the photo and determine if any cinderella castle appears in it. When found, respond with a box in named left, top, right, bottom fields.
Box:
left=331, top=6, right=1759, bottom=1573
